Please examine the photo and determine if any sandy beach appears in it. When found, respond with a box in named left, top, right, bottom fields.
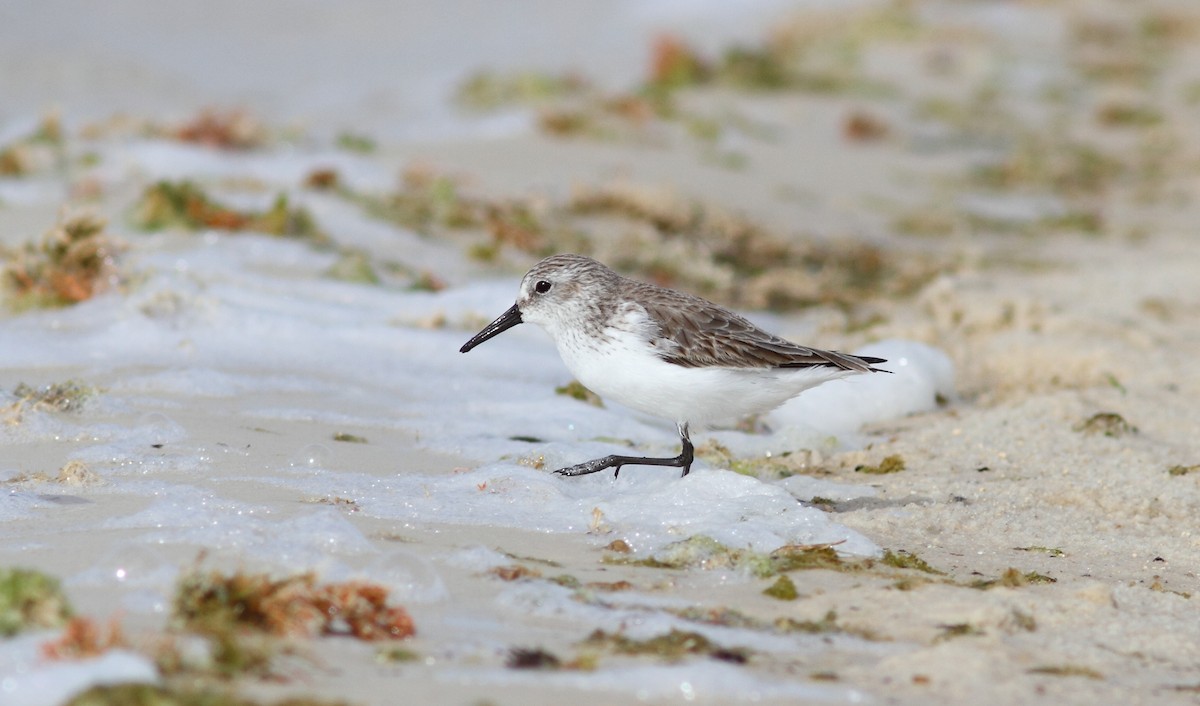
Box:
left=2, top=1, right=1199, bottom=705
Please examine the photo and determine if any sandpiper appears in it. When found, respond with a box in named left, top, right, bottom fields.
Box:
left=460, top=254, right=887, bottom=477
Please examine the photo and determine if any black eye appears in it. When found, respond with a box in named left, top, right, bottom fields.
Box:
left=534, top=280, right=552, bottom=294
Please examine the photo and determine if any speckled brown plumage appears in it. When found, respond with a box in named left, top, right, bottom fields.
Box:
left=624, top=276, right=884, bottom=373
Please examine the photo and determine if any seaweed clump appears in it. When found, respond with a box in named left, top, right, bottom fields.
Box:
left=173, top=569, right=415, bottom=642
left=880, top=550, right=943, bottom=574
left=971, top=567, right=1057, bottom=590
left=41, top=616, right=126, bottom=660
left=456, top=2, right=911, bottom=136
left=583, top=628, right=749, bottom=664
left=445, top=5, right=912, bottom=165
left=166, top=568, right=414, bottom=680
left=611, top=535, right=847, bottom=578
left=611, top=536, right=952, bottom=599
left=0, top=112, right=63, bottom=176
left=65, top=683, right=354, bottom=706
left=555, top=380, right=604, bottom=407
left=2, top=212, right=122, bottom=309
left=331, top=432, right=368, bottom=444
left=3, top=460, right=99, bottom=486
left=762, top=575, right=799, bottom=601
left=346, top=169, right=949, bottom=313
left=456, top=70, right=589, bottom=111
left=1027, top=664, right=1104, bottom=680
left=854, top=454, right=906, bottom=475
left=6, top=380, right=98, bottom=416
left=1074, top=412, right=1137, bottom=437
left=132, top=181, right=326, bottom=242
left=0, top=567, right=73, bottom=636
left=352, top=166, right=589, bottom=261
left=352, top=166, right=482, bottom=235
left=568, top=184, right=946, bottom=311
left=169, top=110, right=268, bottom=151
left=3, top=380, right=99, bottom=426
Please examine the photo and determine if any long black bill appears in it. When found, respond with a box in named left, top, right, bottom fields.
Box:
left=460, top=303, right=523, bottom=353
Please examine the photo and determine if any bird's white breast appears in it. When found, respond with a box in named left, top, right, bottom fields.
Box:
left=553, top=322, right=854, bottom=427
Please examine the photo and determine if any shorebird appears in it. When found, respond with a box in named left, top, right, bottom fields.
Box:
left=460, top=254, right=887, bottom=477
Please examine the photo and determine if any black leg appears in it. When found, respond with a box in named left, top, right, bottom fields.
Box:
left=555, top=424, right=693, bottom=478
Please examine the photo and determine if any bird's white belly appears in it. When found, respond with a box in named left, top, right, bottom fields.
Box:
left=556, top=328, right=850, bottom=426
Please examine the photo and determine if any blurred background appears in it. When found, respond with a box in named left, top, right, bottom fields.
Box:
left=0, top=0, right=804, bottom=140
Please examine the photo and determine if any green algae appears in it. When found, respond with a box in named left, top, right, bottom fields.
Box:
left=65, top=683, right=354, bottom=706
left=971, top=567, right=1057, bottom=590
left=2, top=213, right=122, bottom=310
left=324, top=251, right=380, bottom=285
left=506, top=647, right=563, bottom=670
left=331, top=432, right=368, bottom=444
left=375, top=646, right=420, bottom=664
left=0, top=567, right=73, bottom=636
left=335, top=132, right=376, bottom=154
left=1028, top=664, right=1104, bottom=680
left=133, top=181, right=327, bottom=243
left=762, top=575, right=798, bottom=601
left=10, top=380, right=98, bottom=414
left=1074, top=412, right=1137, bottom=437
left=456, top=70, right=589, bottom=111
left=608, top=535, right=848, bottom=578
left=774, top=610, right=842, bottom=635
left=1015, top=546, right=1065, bottom=558
left=935, top=623, right=984, bottom=642
left=583, top=628, right=749, bottom=664
left=854, top=454, right=906, bottom=475
left=555, top=380, right=604, bottom=407
left=880, top=550, right=943, bottom=574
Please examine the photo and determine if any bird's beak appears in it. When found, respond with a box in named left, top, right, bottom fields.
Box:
left=460, top=303, right=523, bottom=353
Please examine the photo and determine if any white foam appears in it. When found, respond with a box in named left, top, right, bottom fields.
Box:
left=0, top=636, right=157, bottom=706
left=253, top=461, right=880, bottom=557
left=768, top=339, right=955, bottom=439
left=0, top=236, right=955, bottom=566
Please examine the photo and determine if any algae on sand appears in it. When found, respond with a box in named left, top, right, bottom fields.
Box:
left=133, top=181, right=327, bottom=243
left=610, top=535, right=847, bottom=578
left=555, top=380, right=604, bottom=407
left=1074, top=412, right=1137, bottom=438
left=172, top=568, right=415, bottom=641
left=855, top=454, right=906, bottom=475
left=0, top=567, right=73, bottom=637
left=762, top=575, right=799, bottom=601
left=880, top=550, right=943, bottom=574
left=65, top=683, right=355, bottom=706
left=2, top=213, right=122, bottom=310
left=583, top=628, right=749, bottom=664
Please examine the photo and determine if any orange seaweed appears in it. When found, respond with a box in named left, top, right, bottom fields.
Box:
left=40, top=616, right=125, bottom=660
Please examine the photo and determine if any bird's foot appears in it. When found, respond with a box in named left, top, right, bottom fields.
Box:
left=553, top=455, right=624, bottom=477
left=553, top=452, right=691, bottom=479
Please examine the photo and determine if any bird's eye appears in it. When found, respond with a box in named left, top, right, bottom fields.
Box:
left=534, top=280, right=552, bottom=294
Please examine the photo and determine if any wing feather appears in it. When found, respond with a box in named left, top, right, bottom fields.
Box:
left=632, top=281, right=885, bottom=373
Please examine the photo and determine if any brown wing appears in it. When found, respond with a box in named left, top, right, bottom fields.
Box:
left=633, top=281, right=885, bottom=373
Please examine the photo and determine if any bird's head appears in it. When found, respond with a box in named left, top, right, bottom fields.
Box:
left=459, top=254, right=615, bottom=353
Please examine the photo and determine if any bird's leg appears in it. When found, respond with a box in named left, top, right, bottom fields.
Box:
left=554, top=423, right=694, bottom=478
